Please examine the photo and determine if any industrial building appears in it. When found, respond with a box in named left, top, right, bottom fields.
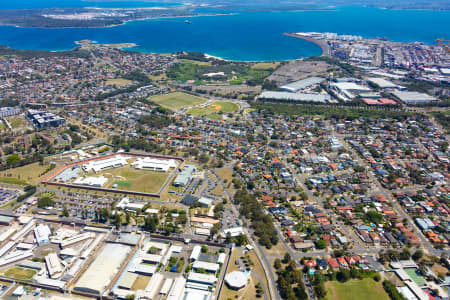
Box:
left=280, top=77, right=325, bottom=92
left=392, top=91, right=438, bottom=105
left=330, top=82, right=371, bottom=100
left=75, top=243, right=131, bottom=294
left=366, top=77, right=404, bottom=89
left=27, top=109, right=65, bottom=129
left=257, top=91, right=331, bottom=103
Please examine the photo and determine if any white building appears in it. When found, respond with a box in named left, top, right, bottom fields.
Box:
left=225, top=271, right=248, bottom=290
left=82, top=155, right=129, bottom=173
left=45, top=252, right=63, bottom=279
left=132, top=157, right=177, bottom=172
left=34, top=224, right=51, bottom=246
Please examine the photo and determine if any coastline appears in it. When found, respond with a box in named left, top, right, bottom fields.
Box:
left=0, top=12, right=236, bottom=29
left=283, top=33, right=330, bottom=57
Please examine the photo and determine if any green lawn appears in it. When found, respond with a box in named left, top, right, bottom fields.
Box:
left=0, top=162, right=52, bottom=185
left=187, top=100, right=239, bottom=118
left=148, top=92, right=207, bottom=110
left=4, top=267, right=37, bottom=280
left=325, top=279, right=390, bottom=300
left=96, top=165, right=170, bottom=194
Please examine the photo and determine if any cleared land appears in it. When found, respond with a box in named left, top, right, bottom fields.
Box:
left=0, top=162, right=52, bottom=185
left=4, top=266, right=37, bottom=280
left=325, top=278, right=389, bottom=300
left=105, top=78, right=133, bottom=86
left=132, top=275, right=151, bottom=291
left=8, top=115, right=27, bottom=129
left=179, top=59, right=211, bottom=66
left=187, top=101, right=239, bottom=119
left=90, top=165, right=170, bottom=194
left=149, top=92, right=207, bottom=110
left=251, top=62, right=280, bottom=70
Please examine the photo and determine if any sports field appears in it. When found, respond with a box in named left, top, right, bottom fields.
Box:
left=405, top=269, right=426, bottom=286
left=94, top=165, right=170, bottom=194
left=149, top=92, right=207, bottom=110
left=187, top=100, right=239, bottom=119
left=325, top=278, right=389, bottom=300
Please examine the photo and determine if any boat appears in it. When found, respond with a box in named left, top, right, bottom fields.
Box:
left=184, top=20, right=192, bottom=24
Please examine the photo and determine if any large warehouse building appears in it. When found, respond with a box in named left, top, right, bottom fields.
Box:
left=280, top=77, right=325, bottom=92
left=392, top=91, right=438, bottom=105
left=257, top=91, right=331, bottom=103
left=75, top=243, right=131, bottom=294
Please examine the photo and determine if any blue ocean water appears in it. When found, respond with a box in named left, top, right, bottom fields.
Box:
left=0, top=6, right=449, bottom=61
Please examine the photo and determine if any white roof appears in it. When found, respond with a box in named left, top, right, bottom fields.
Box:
left=73, top=176, right=108, bottom=187
left=190, top=245, right=201, bottom=261
left=160, top=278, right=173, bottom=295
left=192, top=261, right=220, bottom=272
left=366, top=77, right=399, bottom=89
left=83, top=155, right=129, bottom=173
left=393, top=91, right=437, bottom=103
left=34, top=224, right=51, bottom=244
left=45, top=252, right=63, bottom=278
left=258, top=91, right=330, bottom=103
left=132, top=157, right=177, bottom=172
left=75, top=244, right=131, bottom=294
left=167, top=276, right=186, bottom=300
left=225, top=271, right=248, bottom=289
left=187, top=272, right=217, bottom=285
left=141, top=253, right=162, bottom=263
left=331, top=82, right=371, bottom=92
left=223, top=226, right=244, bottom=237
left=217, top=252, right=226, bottom=264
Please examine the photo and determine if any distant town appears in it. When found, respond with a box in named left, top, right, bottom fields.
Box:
left=0, top=29, right=448, bottom=300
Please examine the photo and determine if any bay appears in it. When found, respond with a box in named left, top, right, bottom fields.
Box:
left=0, top=6, right=448, bottom=61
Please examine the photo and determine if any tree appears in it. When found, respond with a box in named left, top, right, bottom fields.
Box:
left=62, top=205, right=69, bottom=217
left=283, top=253, right=291, bottom=264
left=201, top=245, right=208, bottom=253
left=412, top=249, right=423, bottom=261
left=314, top=282, right=327, bottom=299
left=274, top=258, right=282, bottom=270
left=336, top=269, right=350, bottom=282
left=235, top=234, right=248, bottom=246
left=38, top=196, right=54, bottom=208
left=316, top=239, right=327, bottom=249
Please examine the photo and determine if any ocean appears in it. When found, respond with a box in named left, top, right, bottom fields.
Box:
left=0, top=5, right=449, bottom=61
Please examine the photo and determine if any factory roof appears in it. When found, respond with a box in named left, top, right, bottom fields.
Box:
left=280, top=77, right=325, bottom=92
left=392, top=91, right=438, bottom=103
left=258, top=91, right=330, bottom=103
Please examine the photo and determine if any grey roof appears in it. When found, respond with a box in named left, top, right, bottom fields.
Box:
left=258, top=91, right=330, bottom=103
left=392, top=91, right=437, bottom=103
left=281, top=77, right=325, bottom=92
